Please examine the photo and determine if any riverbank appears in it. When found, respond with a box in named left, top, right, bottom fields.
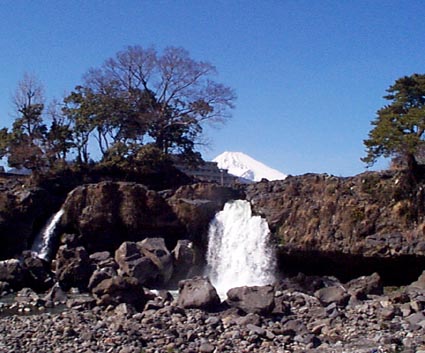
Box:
left=2, top=272, right=425, bottom=353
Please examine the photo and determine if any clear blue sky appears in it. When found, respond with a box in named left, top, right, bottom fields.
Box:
left=0, top=0, right=424, bottom=176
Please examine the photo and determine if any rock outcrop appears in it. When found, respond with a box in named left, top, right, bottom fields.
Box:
left=0, top=182, right=57, bottom=259
left=167, top=183, right=244, bottom=246
left=246, top=171, right=425, bottom=283
left=59, top=182, right=185, bottom=253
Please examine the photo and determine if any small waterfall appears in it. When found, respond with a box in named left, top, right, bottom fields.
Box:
left=206, top=200, right=276, bottom=298
left=31, top=208, right=65, bottom=261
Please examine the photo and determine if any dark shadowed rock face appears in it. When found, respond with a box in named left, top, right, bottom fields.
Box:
left=0, top=184, right=57, bottom=259
left=0, top=259, right=25, bottom=289
left=344, top=272, right=383, bottom=300
left=55, top=245, right=94, bottom=291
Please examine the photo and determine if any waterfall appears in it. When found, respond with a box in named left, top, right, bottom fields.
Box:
left=206, top=199, right=276, bottom=298
left=31, top=208, right=65, bottom=261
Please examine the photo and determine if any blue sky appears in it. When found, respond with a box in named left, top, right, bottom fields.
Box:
left=0, top=0, right=424, bottom=176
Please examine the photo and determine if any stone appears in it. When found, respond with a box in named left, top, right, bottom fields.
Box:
left=88, top=267, right=117, bottom=291
left=89, top=251, right=116, bottom=268
left=171, top=239, right=199, bottom=282
left=314, top=286, right=350, bottom=307
left=226, top=285, right=275, bottom=315
left=92, top=275, right=146, bottom=311
left=55, top=245, right=94, bottom=291
left=177, top=276, right=220, bottom=310
left=273, top=294, right=291, bottom=316
left=246, top=324, right=266, bottom=336
left=199, top=343, right=215, bottom=353
left=409, top=270, right=425, bottom=290
left=0, top=185, right=54, bottom=259
left=168, top=183, right=244, bottom=243
left=345, top=272, right=383, bottom=299
left=115, top=240, right=171, bottom=287
left=66, top=296, right=96, bottom=309
left=378, top=307, right=396, bottom=321
left=281, top=319, right=308, bottom=336
left=137, top=237, right=173, bottom=284
left=43, top=283, right=67, bottom=304
left=234, top=313, right=262, bottom=326
left=0, top=259, right=25, bottom=289
left=22, top=251, right=54, bottom=292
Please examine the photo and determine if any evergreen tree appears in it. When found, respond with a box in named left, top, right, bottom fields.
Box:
left=363, top=74, right=425, bottom=174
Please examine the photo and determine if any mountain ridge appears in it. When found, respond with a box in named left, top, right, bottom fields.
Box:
left=213, top=151, right=287, bottom=182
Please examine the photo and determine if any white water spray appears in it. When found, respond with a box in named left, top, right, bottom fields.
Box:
left=31, top=208, right=65, bottom=261
left=206, top=200, right=276, bottom=298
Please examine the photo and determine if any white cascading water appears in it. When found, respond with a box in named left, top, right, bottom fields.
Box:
left=206, top=199, right=276, bottom=298
left=31, top=208, right=65, bottom=261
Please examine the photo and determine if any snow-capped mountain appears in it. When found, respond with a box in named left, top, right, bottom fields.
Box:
left=213, top=151, right=287, bottom=182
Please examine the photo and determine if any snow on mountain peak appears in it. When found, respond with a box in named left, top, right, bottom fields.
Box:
left=213, top=151, right=287, bottom=182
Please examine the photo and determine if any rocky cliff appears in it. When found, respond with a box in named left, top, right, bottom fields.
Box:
left=0, top=179, right=59, bottom=259
left=3, top=168, right=425, bottom=285
left=58, top=181, right=241, bottom=254
left=246, top=170, right=425, bottom=283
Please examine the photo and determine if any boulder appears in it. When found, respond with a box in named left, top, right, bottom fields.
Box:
left=409, top=270, right=425, bottom=290
left=344, top=272, right=383, bottom=299
left=226, top=285, right=275, bottom=315
left=55, top=245, right=94, bottom=291
left=138, top=238, right=173, bottom=283
left=43, top=283, right=68, bottom=305
left=59, top=182, right=184, bottom=253
left=0, top=281, right=10, bottom=295
left=0, top=259, right=25, bottom=289
left=314, top=286, right=350, bottom=307
left=115, top=239, right=172, bottom=287
left=177, top=277, right=220, bottom=310
left=88, top=266, right=118, bottom=291
left=89, top=251, right=116, bottom=269
left=171, top=240, right=200, bottom=283
left=22, top=251, right=53, bottom=291
left=92, top=275, right=146, bottom=311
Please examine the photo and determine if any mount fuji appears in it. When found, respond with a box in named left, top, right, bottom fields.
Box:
left=213, top=151, right=287, bottom=182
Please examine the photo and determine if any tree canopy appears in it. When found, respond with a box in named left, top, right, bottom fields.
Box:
left=362, top=73, right=425, bottom=174
left=63, top=46, right=235, bottom=162
left=0, top=46, right=236, bottom=173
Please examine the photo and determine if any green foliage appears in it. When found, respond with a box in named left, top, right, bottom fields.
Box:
left=1, top=46, right=235, bottom=177
left=363, top=74, right=425, bottom=173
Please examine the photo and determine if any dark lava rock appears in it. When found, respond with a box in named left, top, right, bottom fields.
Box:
left=345, top=272, right=383, bottom=299
left=115, top=240, right=169, bottom=287
left=314, top=285, right=350, bottom=307
left=226, top=285, right=275, bottom=315
left=177, top=276, right=220, bottom=310
left=92, top=275, right=146, bottom=311
left=0, top=258, right=25, bottom=289
left=55, top=245, right=94, bottom=291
